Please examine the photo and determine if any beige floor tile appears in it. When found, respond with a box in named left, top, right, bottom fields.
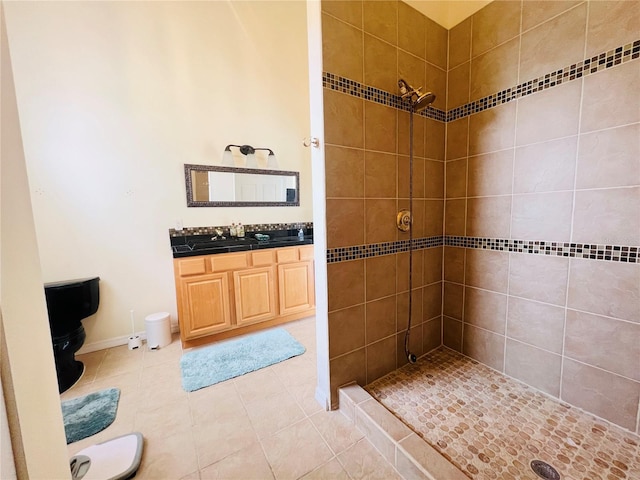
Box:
left=336, top=438, right=403, bottom=479
left=234, top=368, right=286, bottom=404
left=189, top=380, right=246, bottom=426
left=286, top=383, right=325, bottom=417
left=134, top=397, right=192, bottom=440
left=245, top=390, right=306, bottom=439
left=301, top=457, right=349, bottom=480
left=309, top=409, right=365, bottom=455
left=136, top=429, right=199, bottom=480
left=261, top=418, right=334, bottom=480
left=199, top=442, right=275, bottom=479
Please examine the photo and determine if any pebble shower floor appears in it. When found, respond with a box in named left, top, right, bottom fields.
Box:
left=366, top=348, right=639, bottom=480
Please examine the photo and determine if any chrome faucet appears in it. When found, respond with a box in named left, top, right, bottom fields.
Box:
left=211, top=228, right=226, bottom=241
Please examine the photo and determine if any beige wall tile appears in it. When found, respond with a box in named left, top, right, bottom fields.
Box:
left=326, top=198, right=364, bottom=248
left=445, top=158, right=467, bottom=198
left=470, top=38, right=519, bottom=102
left=510, top=191, right=573, bottom=242
left=426, top=119, right=445, bottom=160
left=366, top=295, right=396, bottom=343
left=423, top=199, right=444, bottom=237
left=325, top=146, right=365, bottom=198
left=464, top=287, right=507, bottom=334
left=445, top=117, right=469, bottom=160
left=322, top=0, right=363, bottom=28
left=365, top=254, right=396, bottom=301
left=411, top=157, right=426, bottom=198
left=448, top=16, right=471, bottom=69
left=561, top=358, right=640, bottom=432
left=519, top=3, right=587, bottom=82
left=364, top=151, right=397, bottom=198
left=423, top=316, right=442, bottom=353
left=577, top=124, right=640, bottom=189
left=396, top=326, right=424, bottom=365
left=363, top=0, right=397, bottom=45
left=324, top=90, right=364, bottom=148
left=329, top=305, right=366, bottom=358
left=516, top=80, right=582, bottom=147
left=366, top=336, right=397, bottom=383
left=423, top=282, right=442, bottom=320
left=505, top=339, right=562, bottom=397
left=396, top=252, right=409, bottom=293
left=509, top=253, right=569, bottom=306
left=465, top=249, right=509, bottom=293
left=443, top=316, right=462, bottom=352
left=329, top=348, right=366, bottom=398
left=586, top=0, right=640, bottom=57
left=425, top=63, right=446, bottom=111
left=447, top=62, right=470, bottom=110
left=443, top=281, right=464, bottom=320
left=521, top=1, right=582, bottom=32
left=424, top=160, right=444, bottom=199
left=411, top=248, right=424, bottom=288
left=567, top=258, right=640, bottom=322
left=322, top=13, right=364, bottom=82
left=513, top=136, right=578, bottom=194
left=469, top=101, right=517, bottom=155
left=462, top=324, right=505, bottom=371
left=423, top=247, right=443, bottom=285
left=365, top=198, right=397, bottom=244
left=466, top=196, right=512, bottom=238
left=398, top=1, right=425, bottom=59
left=467, top=149, right=514, bottom=197
left=363, top=33, right=397, bottom=93
left=328, top=259, right=365, bottom=311
left=397, top=154, right=410, bottom=199
left=506, top=296, right=565, bottom=354
left=471, top=0, right=522, bottom=58
left=425, top=17, right=448, bottom=70
left=364, top=102, right=397, bottom=153
left=565, top=309, right=640, bottom=381
left=398, top=111, right=425, bottom=157
left=572, top=187, right=640, bottom=246
left=444, top=246, right=465, bottom=284
left=398, top=50, right=426, bottom=96
left=581, top=60, right=640, bottom=133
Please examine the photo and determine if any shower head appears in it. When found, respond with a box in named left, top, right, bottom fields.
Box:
left=413, top=91, right=436, bottom=111
left=398, top=78, right=436, bottom=111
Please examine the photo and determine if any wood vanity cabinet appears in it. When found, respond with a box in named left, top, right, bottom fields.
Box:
left=173, top=245, right=314, bottom=347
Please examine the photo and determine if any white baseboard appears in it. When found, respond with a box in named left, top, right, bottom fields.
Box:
left=77, top=323, right=180, bottom=354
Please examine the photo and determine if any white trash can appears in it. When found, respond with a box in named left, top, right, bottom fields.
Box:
left=145, top=312, right=172, bottom=350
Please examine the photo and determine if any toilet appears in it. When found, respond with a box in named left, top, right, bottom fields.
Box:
left=44, top=277, right=100, bottom=393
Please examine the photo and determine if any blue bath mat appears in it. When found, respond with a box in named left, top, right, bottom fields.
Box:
left=180, top=328, right=306, bottom=392
left=61, top=388, right=120, bottom=444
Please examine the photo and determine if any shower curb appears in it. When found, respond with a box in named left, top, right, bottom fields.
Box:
left=338, top=383, right=468, bottom=480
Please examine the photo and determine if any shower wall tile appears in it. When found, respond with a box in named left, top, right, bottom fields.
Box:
left=466, top=196, right=512, bottom=238
left=411, top=158, right=426, bottom=198
left=425, top=17, right=448, bottom=70
left=467, top=149, right=514, bottom=198
left=443, top=247, right=465, bottom=284
left=468, top=101, right=517, bottom=156
left=471, top=0, right=522, bottom=58
left=398, top=50, right=426, bottom=95
left=463, top=287, right=507, bottom=334
left=425, top=118, right=445, bottom=160
left=398, top=111, right=425, bottom=157
left=329, top=305, right=366, bottom=358
left=365, top=254, right=396, bottom=301
left=396, top=325, right=424, bottom=367
left=396, top=252, right=410, bottom=294
left=423, top=282, right=442, bottom=321
left=586, top=0, right=640, bottom=58
left=423, top=246, right=443, bottom=285
left=462, top=324, right=505, bottom=372
left=508, top=253, right=569, bottom=306
left=519, top=3, right=587, bottom=82
left=447, top=62, right=470, bottom=110
left=443, top=282, right=464, bottom=320
left=321, top=0, right=362, bottom=29
left=444, top=198, right=466, bottom=235
left=424, top=160, right=444, bottom=199
left=521, top=0, right=582, bottom=33
left=326, top=198, right=364, bottom=248
left=580, top=60, right=640, bottom=133
left=442, top=316, right=462, bottom=352
left=398, top=1, right=426, bottom=60
left=506, top=296, right=565, bottom=354
left=364, top=33, right=398, bottom=93
left=366, top=336, right=397, bottom=383
left=410, top=249, right=425, bottom=288
left=363, top=0, right=397, bottom=45
left=445, top=117, right=469, bottom=160
left=513, top=136, right=577, bottom=194
left=448, top=16, right=471, bottom=69
left=364, top=151, right=397, bottom=198
left=505, top=339, right=562, bottom=397
left=470, top=37, right=519, bottom=102
left=445, top=158, right=466, bottom=198
left=572, top=187, right=640, bottom=246
left=364, top=102, right=397, bottom=153
left=423, top=199, right=444, bottom=237
left=510, top=191, right=573, bottom=242
left=567, top=258, right=640, bottom=323
left=322, top=14, right=364, bottom=83
left=327, top=259, right=365, bottom=312
left=576, top=124, right=640, bottom=189
left=565, top=309, right=640, bottom=381
left=330, top=348, right=366, bottom=401
left=561, top=358, right=640, bottom=432
left=515, top=80, right=582, bottom=147
left=325, top=146, right=365, bottom=198
left=465, top=249, right=509, bottom=294
left=365, top=296, right=396, bottom=343
left=423, top=317, right=442, bottom=353
left=425, top=63, right=446, bottom=111
left=397, top=155, right=410, bottom=199
left=364, top=199, right=397, bottom=244
left=324, top=89, right=363, bottom=148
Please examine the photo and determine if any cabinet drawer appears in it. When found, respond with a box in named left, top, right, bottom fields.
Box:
left=299, top=245, right=314, bottom=261
left=210, top=253, right=248, bottom=271
left=276, top=247, right=298, bottom=264
left=251, top=250, right=275, bottom=266
left=177, top=258, right=207, bottom=276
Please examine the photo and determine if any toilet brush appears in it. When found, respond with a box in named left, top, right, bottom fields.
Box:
left=127, top=310, right=142, bottom=350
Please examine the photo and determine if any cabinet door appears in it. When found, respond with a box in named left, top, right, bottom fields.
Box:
left=278, top=261, right=315, bottom=316
left=233, top=266, right=277, bottom=326
left=180, top=273, right=232, bottom=339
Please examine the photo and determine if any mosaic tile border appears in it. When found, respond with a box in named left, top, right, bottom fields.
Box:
left=326, top=236, right=638, bottom=264
left=323, top=40, right=640, bottom=123
left=169, top=222, right=313, bottom=237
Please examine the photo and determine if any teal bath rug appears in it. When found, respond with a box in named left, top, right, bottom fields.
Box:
left=180, top=328, right=306, bottom=392
left=61, top=387, right=120, bottom=444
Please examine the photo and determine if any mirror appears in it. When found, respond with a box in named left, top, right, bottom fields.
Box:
left=184, top=164, right=300, bottom=207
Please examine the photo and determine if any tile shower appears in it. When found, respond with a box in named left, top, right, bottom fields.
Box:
left=321, top=0, right=639, bottom=475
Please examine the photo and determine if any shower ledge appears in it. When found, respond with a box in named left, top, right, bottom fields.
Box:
left=338, top=383, right=467, bottom=480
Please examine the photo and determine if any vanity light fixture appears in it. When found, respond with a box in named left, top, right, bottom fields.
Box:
left=222, top=144, right=278, bottom=169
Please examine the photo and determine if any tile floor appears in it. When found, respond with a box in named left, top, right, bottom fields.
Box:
left=367, top=348, right=640, bottom=480
left=64, top=317, right=402, bottom=479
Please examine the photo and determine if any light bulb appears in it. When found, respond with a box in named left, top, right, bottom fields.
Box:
left=222, top=149, right=234, bottom=166
left=267, top=153, right=279, bottom=169
left=246, top=152, right=258, bottom=168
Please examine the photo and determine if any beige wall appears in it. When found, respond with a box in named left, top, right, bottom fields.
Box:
left=3, top=1, right=311, bottom=347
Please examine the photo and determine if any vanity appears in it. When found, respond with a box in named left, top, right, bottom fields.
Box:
left=171, top=231, right=315, bottom=348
